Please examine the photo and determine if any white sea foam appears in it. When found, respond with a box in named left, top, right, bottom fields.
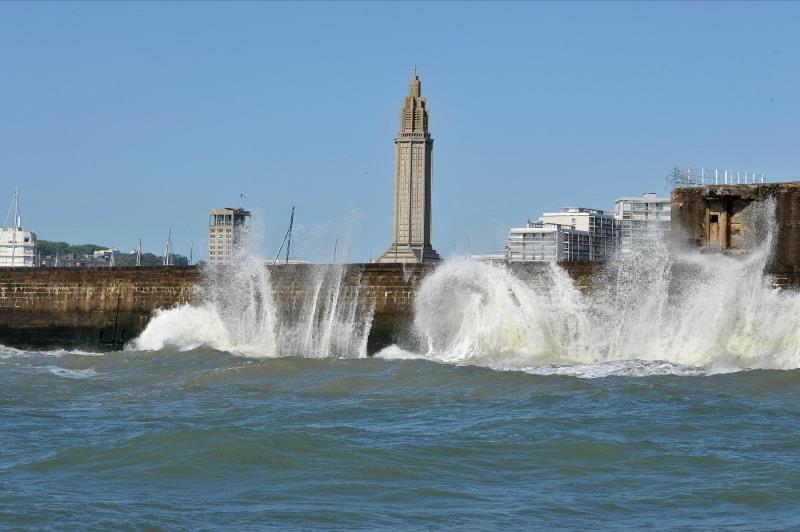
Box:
left=412, top=199, right=800, bottom=374
left=522, top=360, right=707, bottom=378
left=373, top=344, right=428, bottom=361
left=129, top=255, right=374, bottom=359
left=129, top=199, right=800, bottom=376
left=0, top=344, right=28, bottom=359
left=45, top=366, right=99, bottom=379
left=46, top=348, right=106, bottom=357
left=131, top=303, right=237, bottom=353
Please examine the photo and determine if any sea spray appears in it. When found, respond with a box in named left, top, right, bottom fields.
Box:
left=412, top=198, right=800, bottom=372
left=272, top=265, right=374, bottom=358
left=131, top=255, right=278, bottom=355
left=130, top=257, right=374, bottom=358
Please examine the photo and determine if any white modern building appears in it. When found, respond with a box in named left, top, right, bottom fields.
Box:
left=0, top=189, right=37, bottom=267
left=613, top=193, right=671, bottom=254
left=539, top=207, right=615, bottom=261
left=507, top=221, right=591, bottom=262
left=208, top=207, right=251, bottom=263
left=93, top=248, right=119, bottom=266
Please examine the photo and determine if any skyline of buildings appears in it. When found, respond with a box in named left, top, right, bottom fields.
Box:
left=0, top=64, right=779, bottom=268
left=505, top=196, right=670, bottom=264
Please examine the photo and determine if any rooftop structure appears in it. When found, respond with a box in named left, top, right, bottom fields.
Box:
left=208, top=207, right=251, bottom=264
left=668, top=167, right=767, bottom=188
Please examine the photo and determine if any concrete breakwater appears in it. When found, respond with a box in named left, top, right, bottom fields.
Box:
left=0, top=262, right=599, bottom=354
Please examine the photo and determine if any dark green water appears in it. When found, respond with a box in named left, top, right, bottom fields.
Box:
left=2, top=345, right=800, bottom=529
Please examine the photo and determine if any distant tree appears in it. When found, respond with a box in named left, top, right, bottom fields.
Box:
left=38, top=240, right=188, bottom=266
left=37, top=240, right=106, bottom=258
left=115, top=252, right=189, bottom=267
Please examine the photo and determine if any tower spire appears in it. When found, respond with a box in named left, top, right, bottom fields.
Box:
left=407, top=67, right=423, bottom=101
left=376, top=70, right=440, bottom=264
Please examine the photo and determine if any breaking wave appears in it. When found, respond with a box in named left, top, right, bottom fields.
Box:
left=131, top=199, right=800, bottom=376
left=412, top=198, right=800, bottom=374
left=130, top=256, right=374, bottom=359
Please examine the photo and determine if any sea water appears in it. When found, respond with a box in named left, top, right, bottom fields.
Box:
left=2, top=200, right=800, bottom=528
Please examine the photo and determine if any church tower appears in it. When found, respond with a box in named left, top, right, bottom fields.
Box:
left=376, top=68, right=442, bottom=263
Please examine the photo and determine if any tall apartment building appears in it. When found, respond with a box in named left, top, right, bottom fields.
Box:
left=613, top=193, right=671, bottom=254
left=208, top=207, right=251, bottom=263
left=539, top=207, right=615, bottom=261
left=507, top=221, right=591, bottom=262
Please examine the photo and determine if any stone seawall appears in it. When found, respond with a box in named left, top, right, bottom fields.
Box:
left=0, top=262, right=601, bottom=354
left=0, top=267, right=199, bottom=349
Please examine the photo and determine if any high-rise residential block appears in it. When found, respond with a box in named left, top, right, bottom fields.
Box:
left=208, top=207, right=251, bottom=263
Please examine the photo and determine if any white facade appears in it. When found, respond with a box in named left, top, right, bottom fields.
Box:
left=613, top=193, right=671, bottom=254
left=507, top=222, right=591, bottom=262
left=208, top=208, right=251, bottom=263
left=539, top=207, right=615, bottom=261
left=1, top=189, right=37, bottom=267
left=0, top=227, right=37, bottom=267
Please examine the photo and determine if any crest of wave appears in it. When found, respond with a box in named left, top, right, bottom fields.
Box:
left=413, top=198, right=800, bottom=372
left=130, top=254, right=278, bottom=356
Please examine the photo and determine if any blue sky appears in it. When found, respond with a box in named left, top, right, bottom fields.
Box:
left=1, top=2, right=798, bottom=261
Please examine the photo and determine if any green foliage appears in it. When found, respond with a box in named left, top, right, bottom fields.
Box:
left=37, top=240, right=105, bottom=257
left=38, top=240, right=189, bottom=267
left=115, top=253, right=189, bottom=267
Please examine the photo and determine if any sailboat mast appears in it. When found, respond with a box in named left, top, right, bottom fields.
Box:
left=11, top=187, right=18, bottom=266
left=285, top=206, right=295, bottom=264
left=164, top=229, right=173, bottom=266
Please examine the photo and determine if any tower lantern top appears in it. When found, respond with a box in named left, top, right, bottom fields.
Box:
left=400, top=67, right=428, bottom=135
left=408, top=65, right=421, bottom=98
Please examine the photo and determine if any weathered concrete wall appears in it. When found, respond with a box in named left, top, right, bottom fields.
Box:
left=672, top=182, right=800, bottom=280
left=0, top=262, right=603, bottom=353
